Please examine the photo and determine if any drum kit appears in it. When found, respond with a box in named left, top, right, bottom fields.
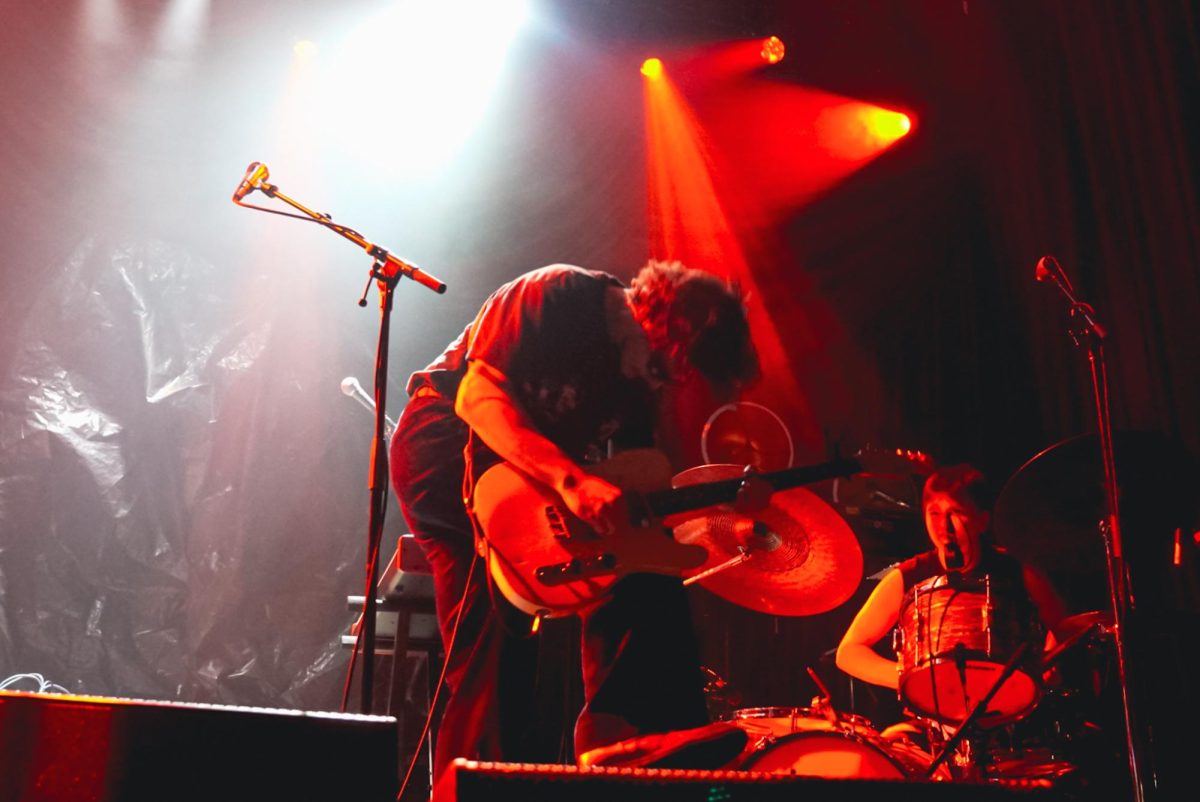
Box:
left=663, top=412, right=1184, bottom=789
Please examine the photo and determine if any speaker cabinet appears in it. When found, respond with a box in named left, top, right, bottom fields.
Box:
left=0, top=690, right=398, bottom=802
left=435, top=759, right=1065, bottom=802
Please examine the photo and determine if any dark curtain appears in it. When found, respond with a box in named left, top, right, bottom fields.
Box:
left=720, top=4, right=1200, bottom=794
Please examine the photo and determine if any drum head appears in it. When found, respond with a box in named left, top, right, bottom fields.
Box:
left=901, top=659, right=1040, bottom=725
left=741, top=731, right=907, bottom=779
left=730, top=707, right=877, bottom=739
left=730, top=707, right=828, bottom=739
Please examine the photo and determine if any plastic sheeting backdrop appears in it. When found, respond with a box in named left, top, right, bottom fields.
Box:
left=0, top=231, right=381, bottom=708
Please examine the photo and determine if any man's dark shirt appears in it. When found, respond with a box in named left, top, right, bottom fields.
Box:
left=407, top=265, right=655, bottom=471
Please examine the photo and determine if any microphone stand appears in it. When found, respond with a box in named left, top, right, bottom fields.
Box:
left=924, top=642, right=1029, bottom=780
left=1036, top=256, right=1146, bottom=802
left=234, top=168, right=446, bottom=715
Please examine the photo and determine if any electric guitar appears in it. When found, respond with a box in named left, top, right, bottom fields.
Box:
left=471, top=449, right=868, bottom=617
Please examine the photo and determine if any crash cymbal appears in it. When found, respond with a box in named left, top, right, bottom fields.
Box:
left=671, top=465, right=863, bottom=616
left=992, top=431, right=1197, bottom=573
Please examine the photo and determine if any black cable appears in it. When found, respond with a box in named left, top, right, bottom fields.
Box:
left=396, top=550, right=477, bottom=801
left=929, top=583, right=963, bottom=721
left=233, top=200, right=366, bottom=239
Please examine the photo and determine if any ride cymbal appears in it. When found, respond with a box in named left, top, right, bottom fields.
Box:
left=992, top=431, right=1197, bottom=573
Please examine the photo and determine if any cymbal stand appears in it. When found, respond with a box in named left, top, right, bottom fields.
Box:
left=682, top=549, right=750, bottom=586
left=682, top=467, right=783, bottom=586
left=681, top=521, right=781, bottom=587
left=1036, top=256, right=1145, bottom=801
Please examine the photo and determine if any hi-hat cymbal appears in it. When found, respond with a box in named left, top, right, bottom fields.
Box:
left=1057, top=610, right=1114, bottom=639
left=671, top=465, right=863, bottom=616
left=992, top=431, right=1197, bottom=573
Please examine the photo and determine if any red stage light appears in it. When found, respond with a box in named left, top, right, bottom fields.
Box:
left=760, top=36, right=785, bottom=65
left=641, top=58, right=664, bottom=80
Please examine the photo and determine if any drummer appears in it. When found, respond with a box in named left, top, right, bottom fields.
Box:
left=836, top=464, right=1066, bottom=691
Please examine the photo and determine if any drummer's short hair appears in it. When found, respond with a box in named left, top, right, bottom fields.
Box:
left=923, top=464, right=995, bottom=512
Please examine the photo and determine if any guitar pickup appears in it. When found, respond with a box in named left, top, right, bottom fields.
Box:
left=534, top=553, right=619, bottom=586
left=544, top=505, right=570, bottom=538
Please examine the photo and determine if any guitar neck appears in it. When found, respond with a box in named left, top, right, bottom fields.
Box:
left=642, top=457, right=861, bottom=519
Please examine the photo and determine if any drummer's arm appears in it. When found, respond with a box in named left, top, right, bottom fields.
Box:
left=836, top=568, right=904, bottom=690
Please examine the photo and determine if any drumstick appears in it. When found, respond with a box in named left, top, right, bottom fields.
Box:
left=806, top=666, right=835, bottom=702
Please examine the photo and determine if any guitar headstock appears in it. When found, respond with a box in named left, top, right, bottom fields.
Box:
left=834, top=446, right=935, bottom=519
left=852, top=446, right=936, bottom=477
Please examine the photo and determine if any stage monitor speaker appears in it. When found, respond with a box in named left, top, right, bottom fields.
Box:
left=0, top=690, right=398, bottom=802
left=436, top=759, right=1066, bottom=802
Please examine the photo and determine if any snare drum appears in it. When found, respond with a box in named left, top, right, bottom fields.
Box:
left=730, top=706, right=876, bottom=740
left=897, top=574, right=1043, bottom=725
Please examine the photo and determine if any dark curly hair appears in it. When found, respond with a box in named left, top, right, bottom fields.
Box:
left=627, top=260, right=759, bottom=395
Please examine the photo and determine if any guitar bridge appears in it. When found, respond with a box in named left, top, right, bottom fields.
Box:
left=534, top=553, right=618, bottom=586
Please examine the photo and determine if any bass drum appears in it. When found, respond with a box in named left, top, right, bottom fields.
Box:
left=741, top=730, right=951, bottom=780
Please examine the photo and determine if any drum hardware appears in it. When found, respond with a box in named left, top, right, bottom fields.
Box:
left=923, top=641, right=1031, bottom=780
left=993, top=422, right=1198, bottom=802
left=1039, top=613, right=1106, bottom=676
left=699, top=665, right=742, bottom=720
left=728, top=705, right=951, bottom=781
left=804, top=666, right=835, bottom=720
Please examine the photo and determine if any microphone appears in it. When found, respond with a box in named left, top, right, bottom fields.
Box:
left=944, top=540, right=965, bottom=571
left=1034, top=254, right=1106, bottom=339
left=944, top=513, right=965, bottom=570
left=341, top=376, right=397, bottom=436
left=1034, top=255, right=1055, bottom=282
left=232, top=161, right=270, bottom=203
left=341, top=376, right=375, bottom=411
left=1035, top=255, right=1073, bottom=291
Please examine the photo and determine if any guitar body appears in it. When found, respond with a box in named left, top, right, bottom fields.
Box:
left=472, top=447, right=875, bottom=617
left=472, top=450, right=709, bottom=617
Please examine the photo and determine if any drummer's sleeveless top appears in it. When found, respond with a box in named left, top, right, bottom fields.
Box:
left=897, top=544, right=1037, bottom=623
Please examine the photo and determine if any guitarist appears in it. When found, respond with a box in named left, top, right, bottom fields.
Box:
left=389, top=262, right=760, bottom=779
